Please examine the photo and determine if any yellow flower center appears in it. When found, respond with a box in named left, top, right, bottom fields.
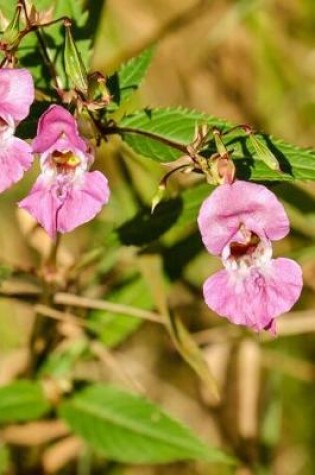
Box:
left=52, top=151, right=81, bottom=169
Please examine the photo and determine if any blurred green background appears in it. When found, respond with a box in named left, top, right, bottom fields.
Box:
left=0, top=0, right=315, bottom=474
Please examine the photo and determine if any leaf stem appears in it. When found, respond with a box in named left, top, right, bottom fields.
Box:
left=99, top=123, right=188, bottom=155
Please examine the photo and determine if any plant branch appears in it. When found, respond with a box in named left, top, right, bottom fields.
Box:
left=19, top=0, right=63, bottom=89
left=34, top=28, right=62, bottom=90
left=99, top=123, right=188, bottom=155
left=34, top=304, right=86, bottom=327
left=54, top=292, right=164, bottom=324
left=90, top=341, right=146, bottom=393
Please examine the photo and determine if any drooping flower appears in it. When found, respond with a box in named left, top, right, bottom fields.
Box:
left=19, top=105, right=110, bottom=238
left=0, top=68, right=34, bottom=192
left=197, top=180, right=303, bottom=334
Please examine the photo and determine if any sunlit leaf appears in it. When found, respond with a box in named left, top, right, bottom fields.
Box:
left=139, top=255, right=219, bottom=401
left=0, top=0, right=91, bottom=91
left=108, top=47, right=154, bottom=105
left=0, top=444, right=10, bottom=473
left=117, top=184, right=210, bottom=246
left=168, top=313, right=220, bottom=401
left=88, top=277, right=154, bottom=348
left=59, top=384, right=232, bottom=464
left=120, top=108, right=315, bottom=181
left=0, top=381, right=51, bottom=422
left=39, top=339, right=88, bottom=378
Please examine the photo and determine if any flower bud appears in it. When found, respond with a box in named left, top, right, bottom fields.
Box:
left=76, top=108, right=98, bottom=140
left=248, top=133, right=280, bottom=172
left=22, top=1, right=54, bottom=26
left=87, top=72, right=111, bottom=109
left=151, top=183, right=166, bottom=213
left=210, top=152, right=235, bottom=185
left=213, top=127, right=228, bottom=158
left=195, top=154, right=215, bottom=185
left=0, top=4, right=21, bottom=50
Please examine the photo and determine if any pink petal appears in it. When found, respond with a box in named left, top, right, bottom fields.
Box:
left=203, top=258, right=302, bottom=333
left=0, top=69, right=34, bottom=122
left=32, top=105, right=87, bottom=153
left=198, top=181, right=289, bottom=255
left=19, top=171, right=110, bottom=238
left=57, top=171, right=110, bottom=234
left=0, top=112, right=15, bottom=141
left=0, top=137, right=33, bottom=192
left=18, top=175, right=61, bottom=238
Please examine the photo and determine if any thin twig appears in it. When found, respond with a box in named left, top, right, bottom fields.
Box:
left=262, top=349, right=315, bottom=382
left=277, top=311, right=315, bottom=336
left=54, top=292, right=164, bottom=323
left=90, top=341, right=145, bottom=394
left=34, top=304, right=87, bottom=328
left=104, top=125, right=188, bottom=154
left=19, top=0, right=62, bottom=89
left=0, top=280, right=41, bottom=296
left=193, top=326, right=242, bottom=345
left=91, top=115, right=189, bottom=155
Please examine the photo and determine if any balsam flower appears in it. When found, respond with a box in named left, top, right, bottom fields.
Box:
left=198, top=181, right=303, bottom=334
left=0, top=68, right=34, bottom=192
left=19, top=105, right=110, bottom=238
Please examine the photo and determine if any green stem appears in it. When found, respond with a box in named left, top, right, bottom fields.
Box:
left=18, top=2, right=191, bottom=158
left=45, top=234, right=61, bottom=270
left=18, top=0, right=64, bottom=89
left=28, top=235, right=61, bottom=375
left=34, top=28, right=62, bottom=89
left=100, top=123, right=188, bottom=155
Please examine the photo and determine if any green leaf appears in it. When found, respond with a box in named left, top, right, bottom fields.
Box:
left=248, top=132, right=280, bottom=171
left=120, top=108, right=315, bottom=181
left=121, top=108, right=206, bottom=162
left=17, top=100, right=51, bottom=139
left=117, top=184, right=210, bottom=246
left=108, top=48, right=154, bottom=105
left=0, top=444, right=10, bottom=474
left=0, top=265, right=12, bottom=283
left=139, top=255, right=220, bottom=401
left=39, top=339, right=88, bottom=378
left=88, top=277, right=154, bottom=348
left=166, top=313, right=220, bottom=401
left=0, top=1, right=21, bottom=18
left=118, top=180, right=315, bottom=255
left=0, top=380, right=51, bottom=422
left=0, top=0, right=91, bottom=91
left=64, top=20, right=88, bottom=92
left=59, top=384, right=233, bottom=464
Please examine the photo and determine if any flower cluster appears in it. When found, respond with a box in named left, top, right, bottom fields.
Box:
left=19, top=105, right=110, bottom=238
left=0, top=69, right=34, bottom=192
left=0, top=68, right=110, bottom=238
left=0, top=68, right=303, bottom=334
left=198, top=181, right=303, bottom=334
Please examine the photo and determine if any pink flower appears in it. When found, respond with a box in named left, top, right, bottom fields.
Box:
left=198, top=181, right=303, bottom=334
left=0, top=69, right=34, bottom=192
left=19, top=105, right=110, bottom=238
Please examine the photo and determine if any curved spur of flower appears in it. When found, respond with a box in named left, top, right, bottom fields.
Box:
left=198, top=181, right=303, bottom=334
left=19, top=105, right=110, bottom=238
left=0, top=69, right=34, bottom=192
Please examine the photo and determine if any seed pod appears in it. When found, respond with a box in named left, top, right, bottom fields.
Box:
left=64, top=19, right=88, bottom=93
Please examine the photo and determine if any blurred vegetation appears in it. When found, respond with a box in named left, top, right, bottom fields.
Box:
left=0, top=0, right=315, bottom=474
